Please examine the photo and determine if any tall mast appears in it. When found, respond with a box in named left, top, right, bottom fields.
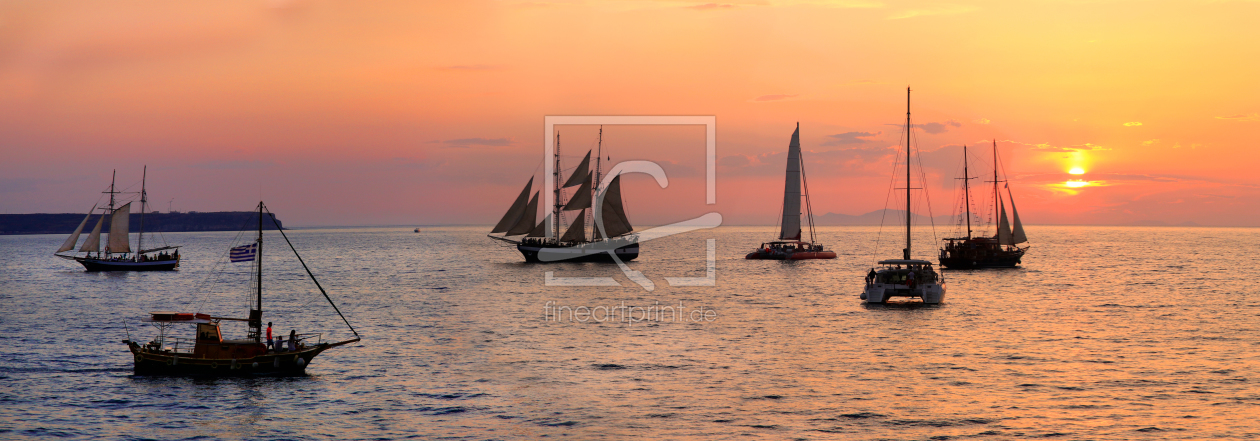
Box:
left=138, top=166, right=147, bottom=254
left=105, top=170, right=117, bottom=255
left=593, top=126, right=603, bottom=242
left=963, top=145, right=972, bottom=239
left=904, top=87, right=912, bottom=260
left=993, top=139, right=999, bottom=239
left=253, top=201, right=264, bottom=342
left=554, top=133, right=562, bottom=242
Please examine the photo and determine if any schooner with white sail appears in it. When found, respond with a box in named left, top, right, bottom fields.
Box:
left=55, top=167, right=182, bottom=271
left=488, top=128, right=639, bottom=262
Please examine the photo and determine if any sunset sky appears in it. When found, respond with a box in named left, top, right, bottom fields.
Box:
left=2, top=0, right=1258, bottom=227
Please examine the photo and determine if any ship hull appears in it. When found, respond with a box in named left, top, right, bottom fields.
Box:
left=518, top=242, right=639, bottom=263
left=77, top=257, right=179, bottom=272
left=938, top=240, right=1027, bottom=269
left=126, top=340, right=330, bottom=376
left=745, top=250, right=837, bottom=260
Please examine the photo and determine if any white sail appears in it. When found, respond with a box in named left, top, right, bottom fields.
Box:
left=1006, top=185, right=1027, bottom=244
left=492, top=178, right=533, bottom=234
left=560, top=209, right=587, bottom=242
left=779, top=125, right=802, bottom=241
left=527, top=215, right=549, bottom=238
left=79, top=214, right=105, bottom=252
left=506, top=193, right=539, bottom=236
left=57, top=206, right=95, bottom=253
left=108, top=202, right=131, bottom=253
left=562, top=172, right=593, bottom=211
left=997, top=198, right=1013, bottom=246
left=596, top=175, right=633, bottom=239
left=563, top=151, right=591, bottom=188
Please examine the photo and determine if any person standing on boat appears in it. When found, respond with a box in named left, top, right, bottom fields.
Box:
left=288, top=330, right=298, bottom=351
left=866, top=269, right=877, bottom=286
left=266, top=322, right=273, bottom=349
left=906, top=270, right=916, bottom=289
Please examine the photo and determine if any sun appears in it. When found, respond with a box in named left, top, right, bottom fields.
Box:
left=1069, top=167, right=1085, bottom=175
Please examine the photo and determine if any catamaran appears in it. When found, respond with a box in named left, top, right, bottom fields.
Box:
left=55, top=167, right=181, bottom=271
left=488, top=127, right=639, bottom=262
left=746, top=123, right=836, bottom=260
left=123, top=201, right=360, bottom=376
left=862, top=88, right=946, bottom=304
left=939, top=140, right=1029, bottom=269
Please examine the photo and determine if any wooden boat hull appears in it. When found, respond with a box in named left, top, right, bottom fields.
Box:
left=78, top=257, right=179, bottom=272
left=518, top=242, right=639, bottom=263
left=745, top=250, right=836, bottom=260
left=938, top=241, right=1027, bottom=269
left=125, top=340, right=344, bottom=376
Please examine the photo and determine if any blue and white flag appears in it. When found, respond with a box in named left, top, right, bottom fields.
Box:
left=230, top=243, right=257, bottom=262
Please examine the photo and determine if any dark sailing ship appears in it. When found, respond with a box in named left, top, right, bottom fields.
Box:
left=746, top=123, right=836, bottom=260
left=489, top=128, right=638, bottom=263
left=123, top=201, right=360, bottom=376
left=55, top=167, right=182, bottom=271
left=862, top=88, right=946, bottom=304
left=939, top=140, right=1029, bottom=269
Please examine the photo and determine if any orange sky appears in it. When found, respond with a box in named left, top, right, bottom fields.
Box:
left=2, top=0, right=1258, bottom=227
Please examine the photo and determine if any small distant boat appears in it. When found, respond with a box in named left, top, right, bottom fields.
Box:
left=488, top=127, right=639, bottom=263
left=939, top=140, right=1029, bottom=269
left=55, top=167, right=181, bottom=271
left=414, top=228, right=420, bottom=233
left=123, top=201, right=360, bottom=376
left=862, top=88, right=945, bottom=304
left=746, top=123, right=836, bottom=260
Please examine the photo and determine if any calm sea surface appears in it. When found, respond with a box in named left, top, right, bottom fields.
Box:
left=2, top=225, right=1259, bottom=440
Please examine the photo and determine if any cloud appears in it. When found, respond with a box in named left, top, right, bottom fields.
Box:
left=973, top=118, right=990, bottom=124
left=752, top=94, right=798, bottom=102
left=883, top=121, right=960, bottom=134
left=888, top=4, right=977, bottom=19
left=684, top=3, right=736, bottom=10
left=190, top=160, right=276, bottom=170
left=1215, top=113, right=1260, bottom=121
left=822, top=131, right=882, bottom=146
left=1123, top=121, right=1142, bottom=127
left=1142, top=139, right=1160, bottom=146
left=1002, top=140, right=1110, bottom=153
left=438, top=137, right=514, bottom=147
left=435, top=64, right=503, bottom=71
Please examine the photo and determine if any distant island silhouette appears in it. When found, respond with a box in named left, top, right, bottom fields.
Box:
left=0, top=211, right=285, bottom=235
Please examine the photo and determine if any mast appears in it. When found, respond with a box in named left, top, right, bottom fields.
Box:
left=105, top=170, right=118, bottom=255
left=554, top=133, right=562, bottom=242
left=251, top=201, right=264, bottom=343
left=904, top=87, right=912, bottom=260
left=138, top=166, right=147, bottom=254
left=593, top=126, right=603, bottom=242
left=993, top=139, right=999, bottom=241
left=963, top=145, right=972, bottom=239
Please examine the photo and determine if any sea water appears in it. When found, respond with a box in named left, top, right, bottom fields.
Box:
left=1, top=226, right=1258, bottom=439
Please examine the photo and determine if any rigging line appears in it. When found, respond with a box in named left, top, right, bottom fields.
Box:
left=265, top=205, right=360, bottom=339
left=192, top=214, right=255, bottom=314
left=872, top=138, right=903, bottom=263
left=907, top=126, right=938, bottom=245
left=800, top=149, right=817, bottom=243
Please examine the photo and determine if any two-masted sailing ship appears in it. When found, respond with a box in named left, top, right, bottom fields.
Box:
left=862, top=88, right=946, bottom=304
left=55, top=167, right=182, bottom=271
left=939, top=140, right=1029, bottom=269
left=746, top=123, right=836, bottom=260
left=124, top=201, right=360, bottom=376
left=489, top=128, right=639, bottom=262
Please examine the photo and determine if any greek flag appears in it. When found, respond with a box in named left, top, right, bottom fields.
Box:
left=230, top=243, right=257, bottom=263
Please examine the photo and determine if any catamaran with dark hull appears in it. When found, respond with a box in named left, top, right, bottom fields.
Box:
left=123, top=201, right=360, bottom=376
left=490, top=128, right=639, bottom=263
left=55, top=167, right=181, bottom=271
left=939, top=140, right=1029, bottom=269
left=746, top=123, right=835, bottom=260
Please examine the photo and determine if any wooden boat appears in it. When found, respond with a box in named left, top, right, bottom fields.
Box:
left=939, top=141, right=1029, bottom=269
left=123, top=201, right=360, bottom=376
left=56, top=167, right=181, bottom=271
left=861, top=88, right=946, bottom=304
left=489, top=127, right=639, bottom=263
left=746, top=123, right=836, bottom=260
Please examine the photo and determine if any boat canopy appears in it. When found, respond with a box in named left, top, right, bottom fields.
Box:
left=877, top=259, right=934, bottom=266
left=144, top=311, right=212, bottom=323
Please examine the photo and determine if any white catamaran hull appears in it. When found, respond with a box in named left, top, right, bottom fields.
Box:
left=863, top=282, right=946, bottom=304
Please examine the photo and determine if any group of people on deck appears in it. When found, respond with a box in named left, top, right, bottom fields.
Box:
left=865, top=264, right=935, bottom=288
left=265, top=322, right=300, bottom=352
